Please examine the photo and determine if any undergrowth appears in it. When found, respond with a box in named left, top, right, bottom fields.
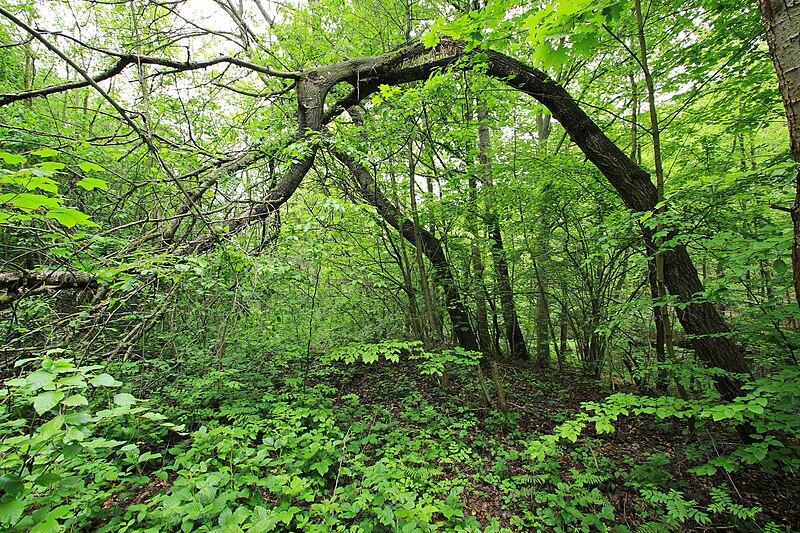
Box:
left=1, top=342, right=797, bottom=531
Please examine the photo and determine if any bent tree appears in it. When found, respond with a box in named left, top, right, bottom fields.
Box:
left=0, top=9, right=753, bottom=404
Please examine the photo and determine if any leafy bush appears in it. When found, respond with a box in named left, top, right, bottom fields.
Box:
left=0, top=355, right=178, bottom=532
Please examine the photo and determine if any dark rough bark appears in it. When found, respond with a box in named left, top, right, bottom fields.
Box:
left=487, top=214, right=529, bottom=359
left=759, top=0, right=800, bottom=308
left=0, top=270, right=98, bottom=309
left=535, top=265, right=551, bottom=368
left=648, top=259, right=669, bottom=393
left=0, top=270, right=97, bottom=290
left=331, top=148, right=480, bottom=352
left=472, top=245, right=497, bottom=356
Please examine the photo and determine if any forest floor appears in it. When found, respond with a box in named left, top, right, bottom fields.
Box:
left=328, top=358, right=800, bottom=531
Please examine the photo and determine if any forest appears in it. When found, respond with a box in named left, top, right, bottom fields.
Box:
left=0, top=0, right=799, bottom=530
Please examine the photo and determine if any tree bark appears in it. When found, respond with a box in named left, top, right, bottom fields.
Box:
left=472, top=244, right=496, bottom=356
left=758, top=0, right=800, bottom=308
left=407, top=143, right=444, bottom=345
left=635, top=0, right=678, bottom=396
left=0, top=270, right=98, bottom=309
left=0, top=270, right=97, bottom=291
left=477, top=103, right=529, bottom=360
left=534, top=258, right=551, bottom=368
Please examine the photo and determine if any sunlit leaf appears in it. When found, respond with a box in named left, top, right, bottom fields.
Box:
left=89, top=373, right=122, bottom=387
left=35, top=161, right=66, bottom=171
left=0, top=193, right=60, bottom=211
left=76, top=177, right=108, bottom=190
left=46, top=207, right=97, bottom=228
left=0, top=152, right=26, bottom=164
left=30, top=147, right=60, bottom=157
left=78, top=161, right=104, bottom=172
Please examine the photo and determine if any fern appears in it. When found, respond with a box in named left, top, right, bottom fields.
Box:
left=708, top=487, right=762, bottom=521
left=639, top=487, right=710, bottom=526
left=572, top=469, right=612, bottom=487
left=402, top=465, right=439, bottom=481
left=514, top=473, right=550, bottom=487
left=764, top=522, right=789, bottom=533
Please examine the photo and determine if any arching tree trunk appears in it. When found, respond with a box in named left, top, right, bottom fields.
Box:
left=480, top=50, right=751, bottom=405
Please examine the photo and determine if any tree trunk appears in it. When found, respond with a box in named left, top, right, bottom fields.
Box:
left=408, top=142, right=443, bottom=345
left=532, top=210, right=552, bottom=369
left=384, top=223, right=424, bottom=340
left=635, top=0, right=677, bottom=396
left=534, top=261, right=551, bottom=369
left=758, top=0, right=800, bottom=308
left=477, top=102, right=529, bottom=360
left=472, top=244, right=496, bottom=356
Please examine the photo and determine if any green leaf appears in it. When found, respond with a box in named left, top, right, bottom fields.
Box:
left=77, top=161, right=104, bottom=172
left=65, top=426, right=86, bottom=442
left=690, top=463, right=717, bottom=476
left=34, top=390, right=65, bottom=414
left=62, top=394, right=88, bottom=407
left=420, top=31, right=440, bottom=48
left=90, top=373, right=122, bottom=387
left=34, top=472, right=62, bottom=487
left=46, top=207, right=97, bottom=228
left=64, top=412, right=92, bottom=425
left=19, top=174, right=59, bottom=193
left=137, top=451, right=162, bottom=463
left=31, top=519, right=59, bottom=533
left=0, top=152, right=26, bottom=164
left=773, top=258, right=788, bottom=275
left=0, top=499, right=24, bottom=526
left=0, top=192, right=61, bottom=211
left=27, top=370, right=56, bottom=390
left=30, top=147, right=60, bottom=157
left=0, top=475, right=24, bottom=497
left=35, top=161, right=66, bottom=171
left=76, top=177, right=108, bottom=190
left=38, top=415, right=65, bottom=439
left=113, top=393, right=137, bottom=407
left=57, top=375, right=87, bottom=388
left=182, top=502, right=204, bottom=520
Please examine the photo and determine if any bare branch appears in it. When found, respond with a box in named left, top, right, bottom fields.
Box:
left=0, top=20, right=300, bottom=108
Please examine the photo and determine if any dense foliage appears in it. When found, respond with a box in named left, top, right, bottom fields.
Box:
left=1, top=0, right=798, bottom=531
